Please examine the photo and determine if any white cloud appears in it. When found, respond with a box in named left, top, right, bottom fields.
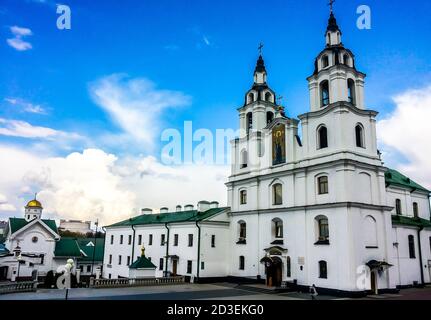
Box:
left=0, top=145, right=228, bottom=225
left=203, top=36, right=211, bottom=46
left=89, top=74, right=191, bottom=149
left=0, top=118, right=80, bottom=140
left=7, top=38, right=32, bottom=51
left=7, top=26, right=33, bottom=51
left=0, top=193, right=16, bottom=212
left=378, top=85, right=431, bottom=189
left=10, top=26, right=32, bottom=37
left=5, top=97, right=47, bottom=114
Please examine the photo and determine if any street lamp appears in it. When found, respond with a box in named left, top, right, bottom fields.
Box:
left=91, top=219, right=99, bottom=276
left=17, top=254, right=23, bottom=280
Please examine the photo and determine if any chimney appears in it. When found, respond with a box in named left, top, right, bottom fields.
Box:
left=184, top=204, right=194, bottom=211
left=160, top=207, right=169, bottom=213
left=197, top=200, right=211, bottom=212
left=176, top=205, right=182, bottom=212
left=210, top=201, right=219, bottom=209
left=141, top=208, right=153, bottom=215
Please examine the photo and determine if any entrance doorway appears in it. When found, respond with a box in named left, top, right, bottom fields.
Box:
left=370, top=271, right=378, bottom=295
left=265, top=257, right=282, bottom=287
left=0, top=266, right=8, bottom=281
left=172, top=260, right=178, bottom=276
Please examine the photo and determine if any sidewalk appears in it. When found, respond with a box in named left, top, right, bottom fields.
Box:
left=0, top=283, right=225, bottom=300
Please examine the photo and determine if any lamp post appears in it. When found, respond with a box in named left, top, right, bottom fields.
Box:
left=13, top=245, right=22, bottom=282
left=17, top=254, right=23, bottom=281
left=91, top=219, right=99, bottom=276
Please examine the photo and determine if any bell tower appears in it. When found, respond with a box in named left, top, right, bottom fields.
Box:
left=307, top=6, right=366, bottom=112
left=239, top=46, right=279, bottom=138
left=24, top=194, right=43, bottom=221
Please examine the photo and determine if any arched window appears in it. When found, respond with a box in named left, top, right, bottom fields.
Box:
left=237, top=221, right=247, bottom=244
left=265, top=92, right=272, bottom=102
left=322, top=55, right=329, bottom=68
left=355, top=124, right=364, bottom=148
left=317, top=176, right=329, bottom=194
left=319, top=261, right=328, bottom=278
left=315, top=215, right=329, bottom=243
left=266, top=111, right=274, bottom=125
left=320, top=81, right=330, bottom=107
left=240, top=150, right=248, bottom=169
left=347, top=79, right=356, bottom=105
left=239, top=190, right=247, bottom=205
left=246, top=112, right=253, bottom=134
left=239, top=256, right=245, bottom=270
left=272, top=183, right=283, bottom=205
left=395, top=199, right=402, bottom=215
left=317, top=125, right=328, bottom=149
left=343, top=54, right=349, bottom=66
left=286, top=256, right=291, bottom=277
left=408, top=235, right=416, bottom=259
left=272, top=218, right=283, bottom=238
left=413, top=202, right=419, bottom=218
left=248, top=93, right=254, bottom=104
left=364, top=215, right=378, bottom=248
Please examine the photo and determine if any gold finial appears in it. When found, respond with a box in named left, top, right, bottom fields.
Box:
left=141, top=245, right=145, bottom=257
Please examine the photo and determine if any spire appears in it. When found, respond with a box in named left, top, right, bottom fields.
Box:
left=324, top=1, right=342, bottom=46
left=254, top=55, right=266, bottom=73
left=141, top=245, right=146, bottom=257
left=326, top=12, right=340, bottom=33
left=326, top=0, right=341, bottom=34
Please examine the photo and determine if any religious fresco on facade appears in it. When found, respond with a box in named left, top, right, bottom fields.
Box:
left=272, top=124, right=286, bottom=165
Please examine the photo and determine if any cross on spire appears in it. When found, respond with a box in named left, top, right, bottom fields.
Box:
left=276, top=95, right=283, bottom=105
left=258, top=42, right=264, bottom=55
left=328, top=0, right=335, bottom=13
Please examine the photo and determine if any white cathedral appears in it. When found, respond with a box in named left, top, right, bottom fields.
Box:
left=102, top=11, right=431, bottom=296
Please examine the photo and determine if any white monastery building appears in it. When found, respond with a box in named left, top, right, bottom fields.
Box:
left=103, top=10, right=431, bottom=297
left=0, top=198, right=104, bottom=282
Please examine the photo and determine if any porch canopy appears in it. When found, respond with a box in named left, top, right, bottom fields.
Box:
left=366, top=260, right=393, bottom=271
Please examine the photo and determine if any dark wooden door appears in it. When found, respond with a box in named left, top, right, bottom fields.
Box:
left=172, top=260, right=177, bottom=276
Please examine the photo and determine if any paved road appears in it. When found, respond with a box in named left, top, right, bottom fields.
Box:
left=1, top=283, right=430, bottom=300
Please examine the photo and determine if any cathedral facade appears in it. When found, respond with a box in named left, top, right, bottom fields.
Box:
left=102, top=11, right=431, bottom=296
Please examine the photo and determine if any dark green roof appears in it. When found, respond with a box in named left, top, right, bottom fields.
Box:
left=9, top=217, right=58, bottom=235
left=385, top=169, right=430, bottom=193
left=129, top=255, right=156, bottom=269
left=54, top=238, right=82, bottom=258
left=106, top=207, right=228, bottom=228
left=392, top=215, right=431, bottom=229
left=76, top=238, right=105, bottom=262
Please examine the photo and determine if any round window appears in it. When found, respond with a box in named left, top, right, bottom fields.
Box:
left=32, top=236, right=38, bottom=243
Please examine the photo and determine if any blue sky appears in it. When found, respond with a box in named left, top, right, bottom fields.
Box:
left=1, top=0, right=431, bottom=156
left=0, top=0, right=431, bottom=223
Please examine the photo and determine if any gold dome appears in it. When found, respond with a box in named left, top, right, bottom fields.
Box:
left=26, top=199, right=42, bottom=208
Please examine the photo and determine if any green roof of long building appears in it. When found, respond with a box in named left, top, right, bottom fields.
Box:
left=385, top=168, right=430, bottom=193
left=391, top=215, right=431, bottom=228
left=106, top=207, right=228, bottom=228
